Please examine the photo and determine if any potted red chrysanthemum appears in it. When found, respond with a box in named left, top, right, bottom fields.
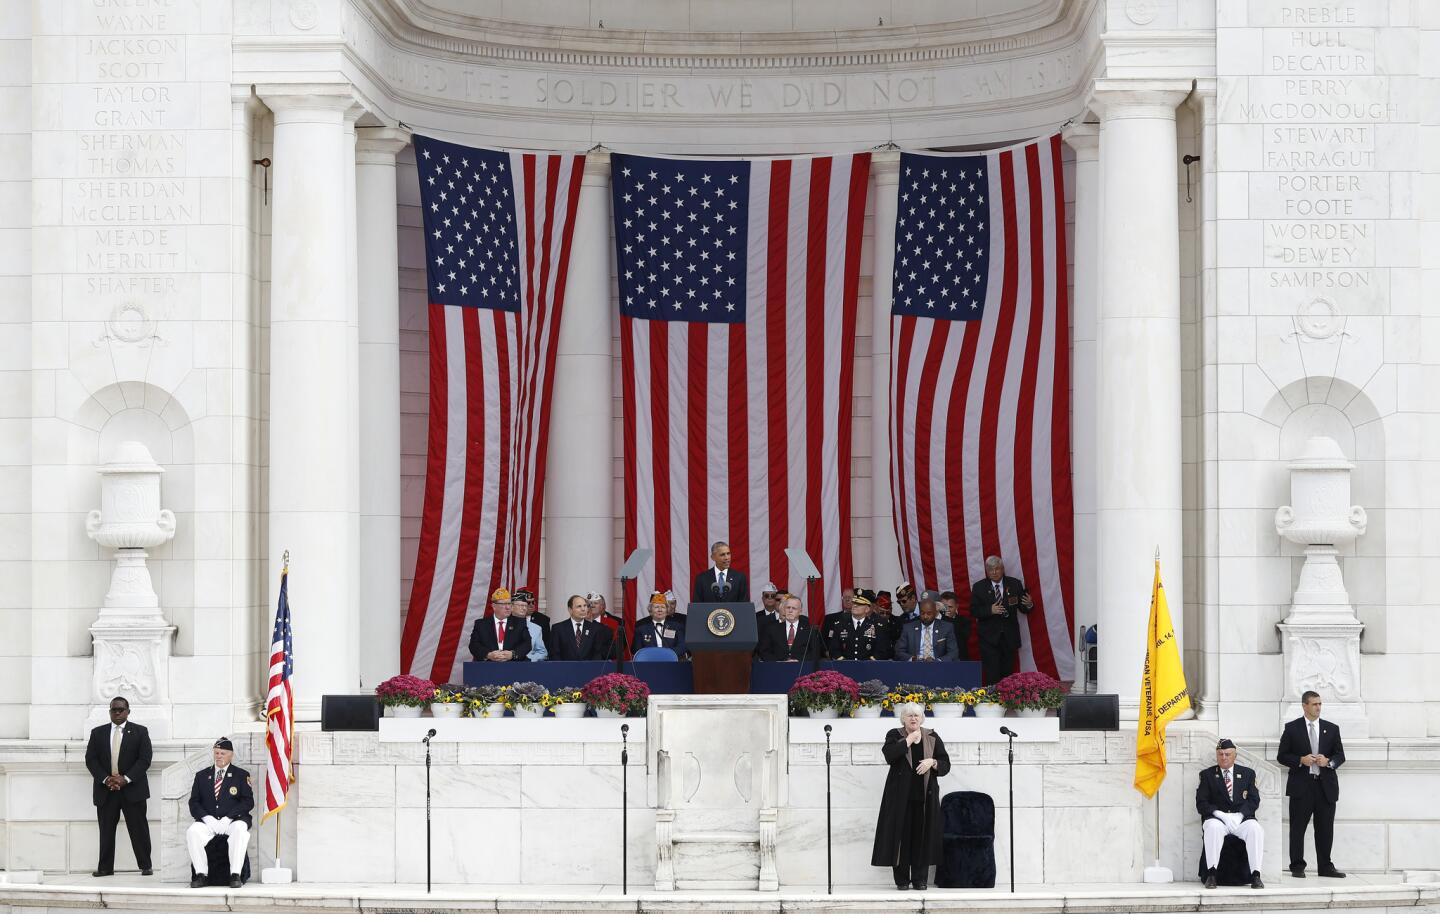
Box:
left=788, top=671, right=860, bottom=718
left=995, top=671, right=1064, bottom=718
left=581, top=673, right=651, bottom=717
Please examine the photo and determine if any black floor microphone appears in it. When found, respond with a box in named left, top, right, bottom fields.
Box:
left=999, top=726, right=1017, bottom=738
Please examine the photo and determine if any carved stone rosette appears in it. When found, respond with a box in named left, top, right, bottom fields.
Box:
left=1274, top=436, right=1368, bottom=736
left=85, top=441, right=177, bottom=737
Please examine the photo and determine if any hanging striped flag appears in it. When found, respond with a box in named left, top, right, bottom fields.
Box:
left=401, top=135, right=584, bottom=682
left=889, top=135, right=1075, bottom=680
left=262, top=566, right=293, bottom=822
left=613, top=152, right=871, bottom=628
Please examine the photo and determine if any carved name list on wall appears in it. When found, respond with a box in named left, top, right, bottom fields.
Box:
left=1240, top=3, right=1401, bottom=316
left=61, top=0, right=204, bottom=333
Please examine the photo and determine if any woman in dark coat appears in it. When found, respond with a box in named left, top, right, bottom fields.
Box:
left=871, top=702, right=951, bottom=890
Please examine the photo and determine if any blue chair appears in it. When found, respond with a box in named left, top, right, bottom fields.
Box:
left=935, top=791, right=996, bottom=888
left=633, top=646, right=679, bottom=662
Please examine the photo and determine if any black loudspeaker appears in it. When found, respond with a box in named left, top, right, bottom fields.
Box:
left=321, top=694, right=381, bottom=731
left=1059, top=693, right=1119, bottom=731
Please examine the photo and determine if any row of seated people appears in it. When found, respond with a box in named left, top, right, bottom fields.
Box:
left=471, top=559, right=1032, bottom=683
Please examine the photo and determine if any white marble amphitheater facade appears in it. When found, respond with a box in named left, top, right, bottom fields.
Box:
left=1, top=0, right=1439, bottom=886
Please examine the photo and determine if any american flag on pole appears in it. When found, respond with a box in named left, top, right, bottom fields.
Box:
left=613, top=152, right=871, bottom=628
left=400, top=135, right=583, bottom=682
left=262, top=567, right=293, bottom=822
left=889, top=135, right=1075, bottom=680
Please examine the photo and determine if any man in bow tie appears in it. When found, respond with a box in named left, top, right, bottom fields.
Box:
left=1197, top=738, right=1265, bottom=890
left=186, top=737, right=254, bottom=888
left=1277, top=691, right=1346, bottom=879
left=84, top=696, right=153, bottom=877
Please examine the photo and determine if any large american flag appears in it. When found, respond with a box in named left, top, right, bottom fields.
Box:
left=613, top=152, right=870, bottom=627
left=400, top=135, right=583, bottom=682
left=262, top=568, right=293, bottom=822
left=889, top=135, right=1075, bottom=680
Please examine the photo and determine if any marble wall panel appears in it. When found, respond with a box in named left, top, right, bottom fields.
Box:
left=395, top=763, right=519, bottom=808
left=394, top=806, right=520, bottom=884
left=296, top=806, right=395, bottom=883
left=1043, top=806, right=1142, bottom=883
left=519, top=808, right=656, bottom=885
left=296, top=764, right=394, bottom=808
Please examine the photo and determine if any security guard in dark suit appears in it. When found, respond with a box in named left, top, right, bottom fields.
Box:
left=825, top=590, right=893, bottom=660
left=1276, top=691, right=1346, bottom=878
left=186, top=738, right=255, bottom=888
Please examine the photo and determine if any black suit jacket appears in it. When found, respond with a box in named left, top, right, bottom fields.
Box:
left=1196, top=764, right=1261, bottom=821
left=756, top=617, right=821, bottom=662
left=468, top=615, right=533, bottom=662
left=969, top=575, right=1031, bottom=650
left=692, top=567, right=749, bottom=603
left=85, top=722, right=152, bottom=806
left=1277, top=717, right=1344, bottom=803
left=189, top=765, right=255, bottom=828
left=824, top=615, right=893, bottom=660
left=550, top=618, right=614, bottom=661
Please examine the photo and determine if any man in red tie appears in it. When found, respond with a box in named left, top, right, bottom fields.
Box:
left=467, top=588, right=533, bottom=662
left=755, top=594, right=820, bottom=662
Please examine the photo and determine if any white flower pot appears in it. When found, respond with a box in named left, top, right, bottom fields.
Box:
left=852, top=705, right=883, bottom=718
left=510, top=705, right=543, bottom=719
left=972, top=702, right=1006, bottom=719
left=429, top=702, right=463, bottom=718
left=481, top=702, right=506, bottom=718
left=1016, top=708, right=1049, bottom=719
left=808, top=708, right=840, bottom=719
left=929, top=702, right=966, bottom=718
left=552, top=702, right=588, bottom=719
left=594, top=707, right=625, bottom=719
left=387, top=705, right=423, bottom=718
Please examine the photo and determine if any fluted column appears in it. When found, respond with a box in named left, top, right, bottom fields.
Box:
left=355, top=127, right=410, bottom=688
left=1091, top=80, right=1191, bottom=716
left=1063, top=123, right=1101, bottom=672
left=543, top=153, right=615, bottom=609
left=260, top=87, right=361, bottom=715
left=868, top=151, right=903, bottom=594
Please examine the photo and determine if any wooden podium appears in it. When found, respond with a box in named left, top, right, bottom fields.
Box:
left=686, top=601, right=758, bottom=694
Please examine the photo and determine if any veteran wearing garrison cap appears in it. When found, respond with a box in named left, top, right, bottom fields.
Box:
left=186, top=738, right=254, bottom=889
left=634, top=591, right=688, bottom=657
left=1197, top=738, right=1265, bottom=890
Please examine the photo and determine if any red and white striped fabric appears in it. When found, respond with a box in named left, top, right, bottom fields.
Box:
left=889, top=135, right=1075, bottom=680
left=613, top=152, right=871, bottom=627
left=401, top=136, right=584, bottom=682
left=262, top=569, right=293, bottom=821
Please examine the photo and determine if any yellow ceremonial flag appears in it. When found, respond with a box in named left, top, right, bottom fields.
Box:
left=1134, top=558, right=1190, bottom=798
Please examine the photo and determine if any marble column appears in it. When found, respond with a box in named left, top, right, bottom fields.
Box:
left=355, top=127, right=410, bottom=688
left=1091, top=80, right=1192, bottom=715
left=343, top=107, right=363, bottom=691
left=543, top=153, right=615, bottom=609
left=1192, top=81, right=1221, bottom=719
left=1062, top=123, right=1100, bottom=680
left=259, top=87, right=361, bottom=716
left=868, top=151, right=903, bottom=593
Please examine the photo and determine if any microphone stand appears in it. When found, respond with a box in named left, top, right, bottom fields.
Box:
left=824, top=723, right=833, bottom=895
left=621, top=723, right=630, bottom=895
left=1000, top=725, right=1017, bottom=892
left=422, top=728, right=436, bottom=893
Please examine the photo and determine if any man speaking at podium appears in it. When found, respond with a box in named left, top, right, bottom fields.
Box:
left=692, top=540, right=749, bottom=603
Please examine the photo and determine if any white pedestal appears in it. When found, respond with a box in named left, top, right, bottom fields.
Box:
left=260, top=867, right=294, bottom=884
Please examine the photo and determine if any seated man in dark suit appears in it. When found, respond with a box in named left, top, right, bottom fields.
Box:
left=825, top=590, right=893, bottom=660
left=634, top=591, right=688, bottom=656
left=895, top=591, right=962, bottom=661
left=938, top=590, right=971, bottom=657
left=552, top=593, right=614, bottom=661
left=692, top=540, right=749, bottom=602
left=1197, top=738, right=1265, bottom=890
left=756, top=594, right=821, bottom=662
left=468, top=588, right=532, bottom=662
left=186, top=738, right=254, bottom=889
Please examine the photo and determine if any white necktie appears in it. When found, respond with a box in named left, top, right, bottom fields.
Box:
left=1309, top=721, right=1320, bottom=775
left=110, top=725, right=122, bottom=776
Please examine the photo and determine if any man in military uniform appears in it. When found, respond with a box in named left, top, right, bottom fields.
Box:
left=1197, top=738, right=1265, bottom=890
left=186, top=738, right=254, bottom=889
left=821, top=588, right=856, bottom=643
left=825, top=589, right=893, bottom=660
